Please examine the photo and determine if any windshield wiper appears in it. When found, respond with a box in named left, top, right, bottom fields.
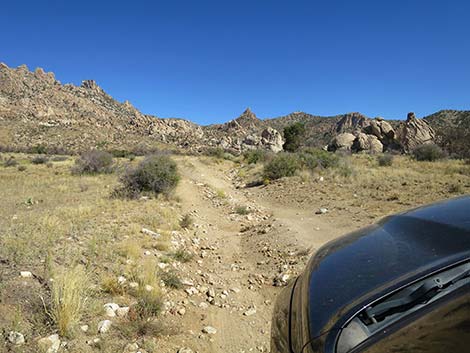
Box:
left=364, top=265, right=470, bottom=323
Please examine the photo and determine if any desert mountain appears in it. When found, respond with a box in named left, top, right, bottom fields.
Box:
left=0, top=63, right=462, bottom=154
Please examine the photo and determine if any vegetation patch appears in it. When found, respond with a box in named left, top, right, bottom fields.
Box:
left=377, top=153, right=394, bottom=167
left=71, top=150, right=114, bottom=175
left=115, top=154, right=180, bottom=198
left=263, top=153, right=301, bottom=180
left=412, top=144, right=446, bottom=161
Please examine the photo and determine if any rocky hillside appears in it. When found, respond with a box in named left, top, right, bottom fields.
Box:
left=0, top=63, right=465, bottom=154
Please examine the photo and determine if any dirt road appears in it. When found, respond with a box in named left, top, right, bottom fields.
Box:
left=161, top=156, right=357, bottom=353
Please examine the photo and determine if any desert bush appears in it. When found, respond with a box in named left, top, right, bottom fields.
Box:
left=101, top=276, right=125, bottom=295
left=204, top=147, right=225, bottom=159
left=244, top=149, right=272, bottom=164
left=47, top=265, right=89, bottom=337
left=46, top=162, right=53, bottom=168
left=30, top=144, right=48, bottom=154
left=109, top=149, right=132, bottom=158
left=3, top=157, right=18, bottom=167
left=117, top=318, right=168, bottom=338
left=412, top=144, right=446, bottom=162
left=171, top=249, right=193, bottom=263
left=336, top=158, right=356, bottom=178
left=160, top=270, right=182, bottom=289
left=235, top=205, right=250, bottom=215
left=116, top=154, right=180, bottom=198
left=377, top=154, right=394, bottom=167
left=263, top=153, right=301, bottom=180
left=283, top=122, right=306, bottom=152
left=31, top=155, right=49, bottom=164
left=300, top=148, right=339, bottom=171
left=17, top=165, right=27, bottom=172
left=179, top=213, right=193, bottom=229
left=71, top=150, right=114, bottom=175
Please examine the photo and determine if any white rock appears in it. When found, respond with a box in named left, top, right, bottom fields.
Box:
left=116, top=306, right=129, bottom=318
left=181, top=279, right=195, bottom=286
left=144, top=250, right=152, bottom=256
left=144, top=284, right=154, bottom=292
left=157, top=262, right=168, bottom=269
left=37, top=334, right=60, bottom=353
left=199, top=302, right=209, bottom=309
left=177, top=307, right=186, bottom=315
left=244, top=307, right=257, bottom=316
left=185, top=287, right=199, bottom=296
left=80, top=325, right=89, bottom=332
left=129, top=281, right=139, bottom=289
left=8, top=331, right=25, bottom=345
left=98, top=320, right=112, bottom=333
left=20, top=271, right=32, bottom=278
left=202, top=326, right=217, bottom=335
left=315, top=208, right=328, bottom=215
left=141, top=228, right=161, bottom=238
left=117, top=276, right=127, bottom=284
left=104, top=306, right=116, bottom=317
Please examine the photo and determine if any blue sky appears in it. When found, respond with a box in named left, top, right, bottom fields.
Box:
left=1, top=0, right=469, bottom=125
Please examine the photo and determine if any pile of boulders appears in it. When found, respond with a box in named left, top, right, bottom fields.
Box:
left=328, top=112, right=435, bottom=154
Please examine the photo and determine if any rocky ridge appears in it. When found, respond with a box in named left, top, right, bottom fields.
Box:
left=0, top=62, right=461, bottom=154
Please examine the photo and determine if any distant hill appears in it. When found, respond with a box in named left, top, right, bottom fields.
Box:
left=0, top=62, right=466, bottom=154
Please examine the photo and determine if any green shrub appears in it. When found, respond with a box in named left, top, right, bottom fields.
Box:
left=300, top=148, right=339, bottom=171
left=171, top=249, right=193, bottom=263
left=412, top=144, right=446, bottom=162
left=117, top=154, right=180, bottom=198
left=71, top=150, right=114, bottom=175
left=377, top=154, right=394, bottom=167
left=283, top=123, right=306, bottom=152
left=235, top=206, right=250, bottom=215
left=30, top=144, right=48, bottom=154
left=263, top=153, right=301, bottom=180
left=17, top=165, right=27, bottom=172
left=109, top=149, right=132, bottom=158
left=31, top=155, right=49, bottom=164
left=244, top=149, right=271, bottom=164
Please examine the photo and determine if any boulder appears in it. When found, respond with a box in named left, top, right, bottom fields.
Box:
left=353, top=133, right=383, bottom=154
left=396, top=112, right=435, bottom=152
left=328, top=133, right=356, bottom=151
left=260, top=127, right=284, bottom=152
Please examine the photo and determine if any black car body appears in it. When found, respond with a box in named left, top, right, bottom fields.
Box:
left=271, top=196, right=470, bottom=353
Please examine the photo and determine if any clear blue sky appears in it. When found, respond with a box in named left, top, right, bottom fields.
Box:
left=1, top=0, right=469, bottom=125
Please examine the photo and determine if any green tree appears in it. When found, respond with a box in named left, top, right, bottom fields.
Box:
left=283, top=122, right=306, bottom=152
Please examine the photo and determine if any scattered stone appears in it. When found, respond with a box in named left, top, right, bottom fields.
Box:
left=37, top=334, right=60, bottom=353
left=274, top=273, right=290, bottom=287
left=8, top=331, right=25, bottom=345
left=315, top=208, right=328, bottom=215
left=20, top=271, right=32, bottom=278
left=129, top=281, right=139, bottom=289
left=202, top=326, right=217, bottom=335
left=124, top=342, right=139, bottom=352
left=144, top=284, right=154, bottom=291
left=185, top=287, right=199, bottom=296
left=141, top=228, right=161, bottom=238
left=98, top=320, right=112, bottom=333
left=244, top=307, right=257, bottom=316
left=116, top=306, right=129, bottom=318
left=117, top=276, right=127, bottom=284
left=80, top=325, right=89, bottom=332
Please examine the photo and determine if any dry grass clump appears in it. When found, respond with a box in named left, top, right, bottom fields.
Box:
left=377, top=153, right=394, bottom=166
left=235, top=205, right=251, bottom=215
left=46, top=265, right=89, bottom=337
left=170, top=249, right=194, bottom=263
left=179, top=213, right=193, bottom=229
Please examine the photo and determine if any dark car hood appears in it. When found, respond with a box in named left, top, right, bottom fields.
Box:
left=306, top=196, right=470, bottom=340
